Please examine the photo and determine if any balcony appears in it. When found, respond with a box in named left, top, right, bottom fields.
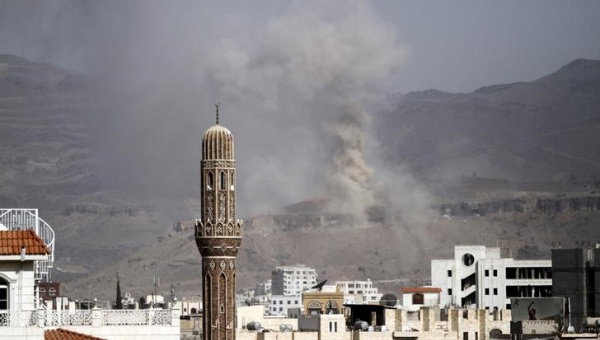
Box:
left=0, top=308, right=177, bottom=327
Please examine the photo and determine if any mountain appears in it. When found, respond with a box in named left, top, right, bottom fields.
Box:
left=1, top=55, right=599, bottom=301
left=378, top=59, right=600, bottom=188
left=0, top=55, right=177, bottom=280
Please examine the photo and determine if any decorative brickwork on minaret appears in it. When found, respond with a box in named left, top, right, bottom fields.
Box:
left=195, top=104, right=243, bottom=340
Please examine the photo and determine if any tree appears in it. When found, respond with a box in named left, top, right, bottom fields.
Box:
left=115, top=273, right=123, bottom=309
left=139, top=296, right=146, bottom=309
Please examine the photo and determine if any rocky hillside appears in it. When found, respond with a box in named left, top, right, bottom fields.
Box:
left=1, top=55, right=599, bottom=302
left=62, top=199, right=600, bottom=302
left=379, top=59, right=600, bottom=185
left=0, top=55, right=179, bottom=276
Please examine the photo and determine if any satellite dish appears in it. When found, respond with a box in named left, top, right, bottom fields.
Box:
left=312, top=280, right=327, bottom=291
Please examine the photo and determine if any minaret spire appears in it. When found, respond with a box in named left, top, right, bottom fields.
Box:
left=196, top=112, right=242, bottom=340
left=215, top=102, right=220, bottom=125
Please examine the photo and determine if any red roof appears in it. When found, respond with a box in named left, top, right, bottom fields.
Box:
left=0, top=230, right=50, bottom=255
left=402, top=287, right=442, bottom=294
left=45, top=328, right=106, bottom=340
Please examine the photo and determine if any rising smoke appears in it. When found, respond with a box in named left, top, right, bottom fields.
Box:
left=206, top=1, right=432, bottom=226
left=0, top=0, right=433, bottom=227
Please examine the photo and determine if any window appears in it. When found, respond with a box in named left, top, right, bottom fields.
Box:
left=220, top=171, right=226, bottom=190
left=485, top=270, right=489, bottom=277
left=448, top=289, right=452, bottom=295
left=493, top=270, right=498, bottom=277
left=485, top=288, right=489, bottom=295
left=49, top=288, right=57, bottom=297
left=448, top=270, right=452, bottom=277
left=207, top=172, right=214, bottom=190
left=462, top=253, right=475, bottom=266
left=308, top=301, right=321, bottom=315
left=287, top=300, right=291, bottom=305
left=413, top=293, right=424, bottom=305
left=493, top=288, right=498, bottom=295
left=0, top=280, right=8, bottom=311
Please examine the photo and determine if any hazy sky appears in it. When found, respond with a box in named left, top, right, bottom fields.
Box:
left=1, top=1, right=598, bottom=93
left=0, top=0, right=599, bottom=218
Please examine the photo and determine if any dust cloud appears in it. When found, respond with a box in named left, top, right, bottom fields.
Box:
left=0, top=0, right=434, bottom=228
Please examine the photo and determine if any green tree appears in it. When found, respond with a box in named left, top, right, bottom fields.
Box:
left=115, top=273, right=123, bottom=309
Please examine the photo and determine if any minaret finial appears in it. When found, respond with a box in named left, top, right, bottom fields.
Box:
left=215, top=102, right=220, bottom=125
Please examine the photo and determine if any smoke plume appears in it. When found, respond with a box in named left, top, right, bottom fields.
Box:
left=0, top=0, right=433, bottom=228
left=205, top=1, right=433, bottom=226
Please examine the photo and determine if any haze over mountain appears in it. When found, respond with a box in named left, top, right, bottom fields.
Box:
left=1, top=54, right=599, bottom=301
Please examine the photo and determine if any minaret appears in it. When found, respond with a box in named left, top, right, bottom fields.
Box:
left=195, top=103, right=243, bottom=340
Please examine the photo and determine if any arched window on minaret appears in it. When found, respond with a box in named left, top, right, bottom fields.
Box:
left=230, top=171, right=235, bottom=191
left=207, top=172, right=214, bottom=190
left=220, top=171, right=226, bottom=190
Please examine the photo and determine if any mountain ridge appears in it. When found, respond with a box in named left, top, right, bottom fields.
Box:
left=0, top=54, right=599, bottom=301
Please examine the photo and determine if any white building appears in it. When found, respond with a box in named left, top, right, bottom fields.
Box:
left=335, top=279, right=382, bottom=305
left=0, top=209, right=180, bottom=340
left=431, top=245, right=552, bottom=311
left=401, top=287, right=441, bottom=311
left=268, top=294, right=302, bottom=317
left=271, top=265, right=317, bottom=296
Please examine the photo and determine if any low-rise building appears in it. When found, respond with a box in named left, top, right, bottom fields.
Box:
left=401, top=287, right=442, bottom=311
left=336, top=279, right=382, bottom=305
left=268, top=294, right=302, bottom=317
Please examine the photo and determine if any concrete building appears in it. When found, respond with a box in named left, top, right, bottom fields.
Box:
left=336, top=279, right=382, bottom=305
left=268, top=294, right=302, bottom=317
left=255, top=280, right=271, bottom=296
left=302, top=289, right=344, bottom=316
left=401, top=287, right=442, bottom=311
left=271, top=265, right=317, bottom=296
left=38, top=281, right=61, bottom=304
left=195, top=105, right=244, bottom=340
left=432, top=245, right=552, bottom=311
left=552, top=244, right=600, bottom=331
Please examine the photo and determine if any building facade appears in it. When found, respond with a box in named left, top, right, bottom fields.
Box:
left=335, top=279, right=382, bottom=305
left=195, top=106, right=244, bottom=340
left=432, top=245, right=552, bottom=311
left=552, top=245, right=600, bottom=331
left=268, top=295, right=302, bottom=317
left=401, top=287, right=441, bottom=311
left=271, top=265, right=317, bottom=296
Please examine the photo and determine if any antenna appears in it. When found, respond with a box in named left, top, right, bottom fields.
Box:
left=312, top=279, right=328, bottom=292
left=215, top=102, right=220, bottom=124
